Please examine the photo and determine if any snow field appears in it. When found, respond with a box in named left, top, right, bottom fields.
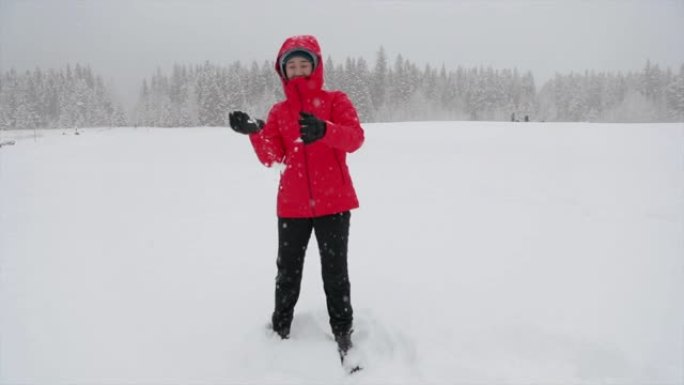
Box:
left=0, top=122, right=682, bottom=384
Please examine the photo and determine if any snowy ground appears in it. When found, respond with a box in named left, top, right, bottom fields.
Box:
left=1, top=122, right=682, bottom=385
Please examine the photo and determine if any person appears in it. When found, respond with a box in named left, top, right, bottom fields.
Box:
left=228, top=35, right=365, bottom=360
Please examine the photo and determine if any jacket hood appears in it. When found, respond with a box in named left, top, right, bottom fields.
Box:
left=275, top=35, right=324, bottom=101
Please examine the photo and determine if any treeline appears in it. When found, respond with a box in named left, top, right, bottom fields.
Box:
left=134, top=62, right=281, bottom=127
left=2, top=53, right=683, bottom=129
left=539, top=62, right=684, bottom=122
left=134, top=49, right=538, bottom=125
left=0, top=64, right=127, bottom=130
left=325, top=51, right=537, bottom=122
left=134, top=50, right=684, bottom=125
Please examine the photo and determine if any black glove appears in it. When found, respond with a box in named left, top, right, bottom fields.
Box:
left=229, top=111, right=264, bottom=134
left=299, top=112, right=327, bottom=144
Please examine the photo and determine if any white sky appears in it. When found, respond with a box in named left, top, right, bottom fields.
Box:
left=1, top=0, right=683, bottom=108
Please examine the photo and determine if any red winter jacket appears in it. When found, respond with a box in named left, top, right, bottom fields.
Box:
left=249, top=35, right=364, bottom=218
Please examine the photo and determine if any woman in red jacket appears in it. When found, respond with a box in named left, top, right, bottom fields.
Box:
left=228, top=35, right=364, bottom=362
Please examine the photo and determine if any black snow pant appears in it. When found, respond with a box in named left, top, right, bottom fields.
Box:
left=271, top=211, right=353, bottom=337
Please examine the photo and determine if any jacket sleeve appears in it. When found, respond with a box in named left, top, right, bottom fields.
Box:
left=321, top=91, right=365, bottom=153
left=249, top=106, right=285, bottom=167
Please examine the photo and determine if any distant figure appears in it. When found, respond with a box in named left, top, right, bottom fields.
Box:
left=524, top=115, right=529, bottom=122
left=511, top=113, right=516, bottom=122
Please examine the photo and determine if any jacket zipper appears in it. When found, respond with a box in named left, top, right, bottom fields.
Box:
left=297, top=93, right=317, bottom=217
left=301, top=140, right=316, bottom=217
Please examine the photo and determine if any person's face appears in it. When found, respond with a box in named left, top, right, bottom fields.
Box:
left=285, top=57, right=313, bottom=79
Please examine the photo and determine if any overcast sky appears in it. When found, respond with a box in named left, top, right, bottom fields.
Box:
left=1, top=0, right=683, bottom=108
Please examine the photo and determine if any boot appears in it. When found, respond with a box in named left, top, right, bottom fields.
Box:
left=271, top=322, right=290, bottom=340
left=271, top=311, right=292, bottom=340
left=274, top=326, right=290, bottom=339
left=335, top=330, right=362, bottom=373
left=335, top=330, right=353, bottom=356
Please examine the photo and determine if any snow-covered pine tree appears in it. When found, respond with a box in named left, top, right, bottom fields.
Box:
left=344, top=58, right=374, bottom=123
left=225, top=62, right=246, bottom=119
left=175, top=64, right=198, bottom=127
left=252, top=60, right=278, bottom=118
left=13, top=73, right=41, bottom=130
left=665, top=64, right=684, bottom=121
left=519, top=71, right=537, bottom=120
left=196, top=63, right=225, bottom=126
left=370, top=47, right=388, bottom=119
left=0, top=75, right=7, bottom=129
left=135, top=79, right=151, bottom=126
left=324, top=56, right=338, bottom=91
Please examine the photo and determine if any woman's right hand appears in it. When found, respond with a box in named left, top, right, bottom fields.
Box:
left=229, top=111, right=264, bottom=134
